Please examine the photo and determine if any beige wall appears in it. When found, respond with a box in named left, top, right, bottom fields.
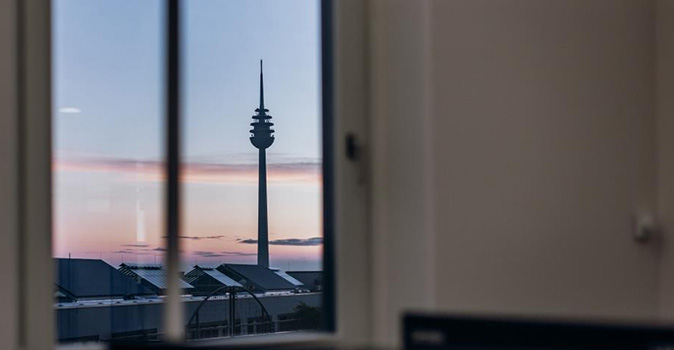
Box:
left=368, top=0, right=665, bottom=345
left=430, top=0, right=659, bottom=319
left=657, top=0, right=674, bottom=320
left=369, top=0, right=437, bottom=345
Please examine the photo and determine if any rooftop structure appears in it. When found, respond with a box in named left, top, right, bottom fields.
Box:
left=183, top=265, right=242, bottom=296
left=287, top=271, right=323, bottom=292
left=217, top=264, right=297, bottom=292
left=270, top=268, right=304, bottom=287
left=55, top=258, right=154, bottom=301
left=118, top=263, right=194, bottom=295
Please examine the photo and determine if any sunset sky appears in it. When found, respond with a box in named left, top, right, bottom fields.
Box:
left=52, top=0, right=322, bottom=271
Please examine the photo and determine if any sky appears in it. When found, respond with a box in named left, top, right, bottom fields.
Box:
left=52, top=0, right=322, bottom=271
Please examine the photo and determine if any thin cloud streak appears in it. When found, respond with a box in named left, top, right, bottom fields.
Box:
left=221, top=251, right=257, bottom=257
left=54, top=156, right=321, bottom=185
left=193, top=251, right=225, bottom=258
left=193, top=250, right=257, bottom=258
left=122, top=243, right=149, bottom=248
left=113, top=249, right=150, bottom=255
left=59, top=107, right=81, bottom=114
left=179, top=235, right=225, bottom=241
left=115, top=244, right=165, bottom=254
left=239, top=237, right=323, bottom=246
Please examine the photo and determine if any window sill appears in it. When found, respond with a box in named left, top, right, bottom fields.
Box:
left=55, top=331, right=337, bottom=350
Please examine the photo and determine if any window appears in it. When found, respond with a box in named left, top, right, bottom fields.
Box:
left=52, top=0, right=333, bottom=344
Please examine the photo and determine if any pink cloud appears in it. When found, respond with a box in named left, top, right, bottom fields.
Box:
left=53, top=156, right=321, bottom=185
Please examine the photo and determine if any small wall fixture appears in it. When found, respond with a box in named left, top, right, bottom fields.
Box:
left=634, top=212, right=658, bottom=243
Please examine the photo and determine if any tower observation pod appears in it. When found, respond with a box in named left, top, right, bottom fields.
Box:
left=250, top=60, right=274, bottom=267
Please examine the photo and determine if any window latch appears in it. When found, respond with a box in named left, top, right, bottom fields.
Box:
left=345, top=133, right=360, bottom=161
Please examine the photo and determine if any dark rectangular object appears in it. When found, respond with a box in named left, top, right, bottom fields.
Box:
left=218, top=264, right=297, bottom=292
left=404, top=313, right=674, bottom=350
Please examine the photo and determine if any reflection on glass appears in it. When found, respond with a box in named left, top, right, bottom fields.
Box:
left=181, top=0, right=324, bottom=339
left=52, top=0, right=165, bottom=343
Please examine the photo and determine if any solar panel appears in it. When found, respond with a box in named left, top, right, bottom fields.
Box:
left=272, top=270, right=304, bottom=286
left=120, top=264, right=194, bottom=290
left=219, top=264, right=297, bottom=291
left=202, top=269, right=242, bottom=287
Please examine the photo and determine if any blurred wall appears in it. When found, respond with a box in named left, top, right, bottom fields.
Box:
left=431, top=0, right=658, bottom=318
left=369, top=0, right=437, bottom=345
left=370, top=0, right=661, bottom=345
left=0, top=0, right=18, bottom=348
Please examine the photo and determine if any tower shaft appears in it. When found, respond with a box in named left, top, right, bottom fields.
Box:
left=257, top=148, right=269, bottom=267
left=250, top=60, right=274, bottom=267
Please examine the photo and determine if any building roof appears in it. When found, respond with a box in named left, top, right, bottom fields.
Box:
left=55, top=258, right=154, bottom=299
left=183, top=266, right=242, bottom=287
left=121, top=263, right=162, bottom=269
left=218, top=264, right=297, bottom=291
left=271, top=269, right=304, bottom=287
left=286, top=271, right=323, bottom=287
left=119, top=263, right=194, bottom=290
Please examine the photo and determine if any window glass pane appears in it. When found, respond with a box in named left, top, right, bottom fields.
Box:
left=52, top=0, right=165, bottom=343
left=52, top=0, right=327, bottom=343
left=181, top=0, right=325, bottom=339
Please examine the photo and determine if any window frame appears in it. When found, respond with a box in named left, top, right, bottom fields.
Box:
left=14, top=0, right=350, bottom=347
left=17, top=0, right=54, bottom=348
left=14, top=0, right=373, bottom=349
